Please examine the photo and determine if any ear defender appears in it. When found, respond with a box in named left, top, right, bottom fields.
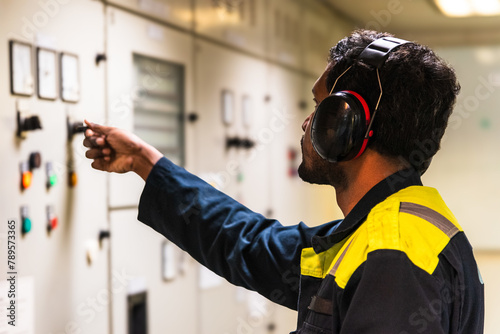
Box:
left=310, top=36, right=410, bottom=163
left=311, top=90, right=371, bottom=162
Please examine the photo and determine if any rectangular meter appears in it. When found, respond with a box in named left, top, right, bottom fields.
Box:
left=37, top=47, right=57, bottom=100
left=10, top=41, right=34, bottom=96
left=221, top=90, right=234, bottom=126
left=60, top=52, right=80, bottom=102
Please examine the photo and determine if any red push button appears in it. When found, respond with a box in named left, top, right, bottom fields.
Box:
left=47, top=205, right=58, bottom=232
left=50, top=216, right=58, bottom=231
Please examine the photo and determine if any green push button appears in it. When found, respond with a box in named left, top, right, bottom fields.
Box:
left=46, top=162, right=58, bottom=188
left=49, top=174, right=57, bottom=187
left=22, top=217, right=32, bottom=234
left=20, top=206, right=32, bottom=235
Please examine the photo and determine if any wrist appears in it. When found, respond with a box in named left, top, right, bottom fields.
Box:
left=133, top=143, right=163, bottom=181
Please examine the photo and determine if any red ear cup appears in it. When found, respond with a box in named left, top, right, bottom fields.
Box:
left=311, top=90, right=370, bottom=162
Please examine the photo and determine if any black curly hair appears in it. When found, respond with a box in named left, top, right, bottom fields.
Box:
left=327, top=30, right=460, bottom=173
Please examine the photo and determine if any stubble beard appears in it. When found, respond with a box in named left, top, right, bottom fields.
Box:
left=298, top=137, right=349, bottom=190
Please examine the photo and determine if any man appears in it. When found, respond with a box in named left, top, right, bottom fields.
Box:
left=84, top=30, right=484, bottom=333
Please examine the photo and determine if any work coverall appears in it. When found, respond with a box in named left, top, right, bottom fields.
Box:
left=138, top=157, right=484, bottom=333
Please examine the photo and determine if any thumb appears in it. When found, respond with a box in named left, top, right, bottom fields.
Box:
left=84, top=120, right=112, bottom=135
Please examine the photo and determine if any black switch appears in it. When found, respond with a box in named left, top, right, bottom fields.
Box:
left=67, top=117, right=88, bottom=140
left=17, top=111, right=42, bottom=138
left=99, top=230, right=111, bottom=247
left=226, top=136, right=242, bottom=149
left=241, top=138, right=255, bottom=149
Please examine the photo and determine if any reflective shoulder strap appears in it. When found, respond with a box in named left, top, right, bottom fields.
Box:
left=329, top=238, right=354, bottom=277
left=399, top=202, right=460, bottom=239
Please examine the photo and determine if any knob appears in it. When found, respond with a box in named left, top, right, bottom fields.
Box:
left=29, top=152, right=41, bottom=169
left=187, top=112, right=199, bottom=123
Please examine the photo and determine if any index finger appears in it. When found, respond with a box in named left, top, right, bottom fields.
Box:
left=84, top=120, right=112, bottom=136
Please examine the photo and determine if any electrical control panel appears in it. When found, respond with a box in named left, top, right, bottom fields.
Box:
left=0, top=1, right=351, bottom=333
left=0, top=1, right=108, bottom=333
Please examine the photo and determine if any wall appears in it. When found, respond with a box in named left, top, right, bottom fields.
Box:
left=424, top=45, right=500, bottom=333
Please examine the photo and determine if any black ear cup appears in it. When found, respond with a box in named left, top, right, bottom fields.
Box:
left=311, top=91, right=370, bottom=162
left=310, top=37, right=409, bottom=163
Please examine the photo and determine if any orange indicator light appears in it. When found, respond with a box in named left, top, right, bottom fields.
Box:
left=69, top=171, right=78, bottom=187
left=22, top=171, right=32, bottom=189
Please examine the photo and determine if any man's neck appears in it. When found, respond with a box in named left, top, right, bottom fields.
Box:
left=335, top=152, right=404, bottom=217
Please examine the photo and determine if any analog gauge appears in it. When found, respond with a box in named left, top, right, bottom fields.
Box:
left=10, top=41, right=34, bottom=96
left=37, top=48, right=57, bottom=100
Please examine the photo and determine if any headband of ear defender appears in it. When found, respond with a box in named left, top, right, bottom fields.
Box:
left=311, top=36, right=410, bottom=162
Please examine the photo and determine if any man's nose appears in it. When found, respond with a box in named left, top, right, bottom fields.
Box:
left=302, top=113, right=313, bottom=132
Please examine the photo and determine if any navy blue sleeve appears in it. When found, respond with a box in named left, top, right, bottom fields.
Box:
left=137, top=157, right=339, bottom=310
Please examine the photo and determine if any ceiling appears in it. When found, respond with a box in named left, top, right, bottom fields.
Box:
left=323, top=0, right=500, bottom=46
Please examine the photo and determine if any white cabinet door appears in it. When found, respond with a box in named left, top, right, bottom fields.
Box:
left=107, top=8, right=194, bottom=208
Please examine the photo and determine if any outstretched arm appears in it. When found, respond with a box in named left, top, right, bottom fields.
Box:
left=82, top=120, right=340, bottom=310
left=83, top=120, right=163, bottom=180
